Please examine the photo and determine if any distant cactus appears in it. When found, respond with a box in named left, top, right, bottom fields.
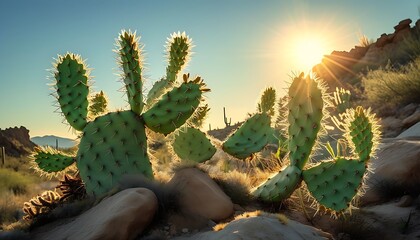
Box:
left=223, top=107, right=232, bottom=127
left=252, top=73, right=380, bottom=214
left=33, top=31, right=208, bottom=197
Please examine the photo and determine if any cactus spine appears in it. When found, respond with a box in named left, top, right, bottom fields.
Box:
left=33, top=31, right=208, bottom=197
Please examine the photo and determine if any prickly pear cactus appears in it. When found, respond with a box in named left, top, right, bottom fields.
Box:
left=171, top=103, right=216, bottom=163
left=222, top=87, right=276, bottom=159
left=287, top=73, right=325, bottom=170
left=33, top=31, right=208, bottom=197
left=172, top=127, right=216, bottom=163
left=303, top=106, right=380, bottom=212
left=252, top=165, right=302, bottom=201
left=252, top=73, right=381, bottom=214
left=252, top=73, right=326, bottom=201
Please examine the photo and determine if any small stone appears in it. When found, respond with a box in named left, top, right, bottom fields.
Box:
left=396, top=195, right=414, bottom=207
left=182, top=228, right=189, bottom=233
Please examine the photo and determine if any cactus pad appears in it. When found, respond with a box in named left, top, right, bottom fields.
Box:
left=117, top=30, right=144, bottom=115
left=345, top=106, right=378, bottom=162
left=252, top=165, right=302, bottom=201
left=143, top=75, right=208, bottom=135
left=54, top=53, right=89, bottom=131
left=288, top=74, right=324, bottom=169
left=302, top=158, right=366, bottom=212
left=77, top=110, right=152, bottom=196
left=166, top=32, right=192, bottom=83
left=258, top=87, right=276, bottom=116
left=172, top=127, right=216, bottom=163
left=33, top=147, right=75, bottom=173
left=222, top=113, right=271, bottom=159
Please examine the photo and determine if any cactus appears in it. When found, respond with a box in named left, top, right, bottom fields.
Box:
left=223, top=107, right=232, bottom=127
left=333, top=87, right=351, bottom=114
left=222, top=87, right=276, bottom=159
left=172, top=103, right=216, bottom=163
left=33, top=31, right=208, bottom=197
left=172, top=127, right=216, bottom=163
left=252, top=73, right=380, bottom=214
left=146, top=32, right=192, bottom=105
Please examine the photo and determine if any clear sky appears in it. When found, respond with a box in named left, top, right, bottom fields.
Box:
left=1, top=0, right=419, bottom=139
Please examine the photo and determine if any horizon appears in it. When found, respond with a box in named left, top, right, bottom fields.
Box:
left=1, top=1, right=419, bottom=139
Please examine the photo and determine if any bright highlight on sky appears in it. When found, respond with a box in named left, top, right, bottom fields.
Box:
left=0, top=0, right=419, bottom=139
left=294, top=36, right=327, bottom=71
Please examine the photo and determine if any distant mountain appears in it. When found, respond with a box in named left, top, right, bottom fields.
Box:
left=31, top=135, right=77, bottom=149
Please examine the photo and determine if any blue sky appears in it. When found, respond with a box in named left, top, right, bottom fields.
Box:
left=1, top=0, right=419, bottom=138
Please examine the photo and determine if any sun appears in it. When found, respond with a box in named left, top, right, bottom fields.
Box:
left=293, top=36, right=327, bottom=71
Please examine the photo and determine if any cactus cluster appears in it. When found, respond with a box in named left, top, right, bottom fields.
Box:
left=172, top=87, right=277, bottom=163
left=252, top=73, right=380, bottom=213
left=33, top=30, right=208, bottom=197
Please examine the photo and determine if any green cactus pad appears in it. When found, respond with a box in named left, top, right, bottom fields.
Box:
left=33, top=147, right=75, bottom=173
left=288, top=73, right=324, bottom=169
left=258, top=87, right=276, bottom=116
left=143, top=76, right=207, bottom=135
left=172, top=127, right=216, bottom=163
left=345, top=106, right=377, bottom=162
left=252, top=165, right=302, bottom=201
left=77, top=110, right=152, bottom=196
left=54, top=53, right=89, bottom=131
left=222, top=113, right=271, bottom=159
left=146, top=78, right=171, bottom=106
left=302, top=158, right=366, bottom=212
left=188, top=104, right=210, bottom=128
left=117, top=30, right=144, bottom=115
left=166, top=32, right=192, bottom=83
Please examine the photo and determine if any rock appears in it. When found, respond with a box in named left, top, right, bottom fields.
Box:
left=398, top=122, right=420, bottom=138
left=380, top=116, right=403, bottom=137
left=168, top=168, right=234, bottom=222
left=376, top=33, right=391, bottom=48
left=0, top=126, right=37, bottom=157
left=402, top=108, right=420, bottom=129
left=32, top=188, right=158, bottom=240
left=394, top=18, right=412, bottom=32
left=397, top=103, right=418, bottom=118
left=395, top=195, right=414, bottom=207
left=345, top=203, right=420, bottom=240
left=361, top=138, right=420, bottom=205
left=172, top=212, right=332, bottom=240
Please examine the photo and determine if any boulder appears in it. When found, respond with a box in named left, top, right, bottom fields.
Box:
left=0, top=126, right=37, bottom=157
left=402, top=109, right=420, bottom=129
left=394, top=18, right=412, bottom=32
left=398, top=122, right=420, bottom=138
left=173, top=212, right=332, bottom=240
left=361, top=138, right=420, bottom=205
left=168, top=168, right=234, bottom=222
left=32, top=188, right=158, bottom=240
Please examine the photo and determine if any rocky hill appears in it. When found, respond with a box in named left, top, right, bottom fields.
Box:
left=0, top=126, right=37, bottom=157
left=313, top=18, right=418, bottom=91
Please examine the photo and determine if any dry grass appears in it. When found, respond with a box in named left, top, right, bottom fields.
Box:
left=362, top=57, right=420, bottom=111
left=0, top=155, right=58, bottom=229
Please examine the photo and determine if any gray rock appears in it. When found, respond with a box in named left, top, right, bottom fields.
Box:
left=32, top=188, right=158, bottom=240
left=173, top=212, right=332, bottom=240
